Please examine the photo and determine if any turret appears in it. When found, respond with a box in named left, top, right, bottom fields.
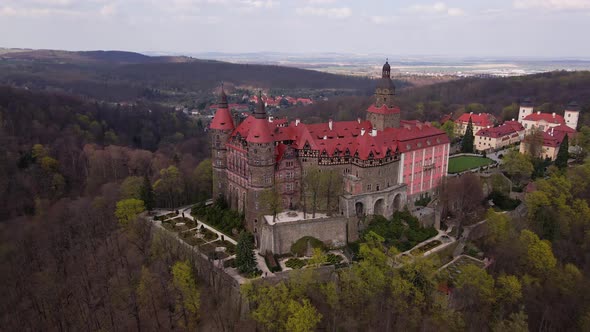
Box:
left=518, top=98, right=534, bottom=123
left=210, top=84, right=235, bottom=200
left=375, top=59, right=395, bottom=108
left=254, top=90, right=267, bottom=119
left=564, top=101, right=580, bottom=130
left=367, top=59, right=400, bottom=130
left=245, top=93, right=276, bottom=231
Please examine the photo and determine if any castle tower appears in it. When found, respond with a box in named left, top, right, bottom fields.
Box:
left=210, top=85, right=235, bottom=200
left=367, top=60, right=400, bottom=130
left=518, top=98, right=534, bottom=123
left=246, top=92, right=276, bottom=232
left=564, top=101, right=580, bottom=130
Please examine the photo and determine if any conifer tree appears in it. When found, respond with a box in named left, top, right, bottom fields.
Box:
left=555, top=134, right=569, bottom=169
left=140, top=175, right=155, bottom=211
left=461, top=117, right=475, bottom=153
left=236, top=232, right=257, bottom=275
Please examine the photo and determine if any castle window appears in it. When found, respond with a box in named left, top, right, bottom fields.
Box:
left=367, top=184, right=372, bottom=191
left=376, top=185, right=380, bottom=191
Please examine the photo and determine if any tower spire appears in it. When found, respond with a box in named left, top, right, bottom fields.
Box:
left=254, top=90, right=266, bottom=119
left=382, top=59, right=391, bottom=79
left=219, top=82, right=228, bottom=108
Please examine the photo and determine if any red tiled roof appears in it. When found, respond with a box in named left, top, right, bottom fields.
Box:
left=210, top=106, right=234, bottom=131
left=551, top=124, right=576, bottom=134
left=541, top=130, right=565, bottom=148
left=440, top=113, right=453, bottom=124
left=367, top=104, right=401, bottom=115
left=455, top=113, right=496, bottom=127
left=523, top=112, right=565, bottom=125
left=386, top=122, right=450, bottom=153
left=476, top=122, right=524, bottom=138
left=246, top=118, right=274, bottom=143
left=297, top=98, right=313, bottom=104
left=230, top=112, right=449, bottom=160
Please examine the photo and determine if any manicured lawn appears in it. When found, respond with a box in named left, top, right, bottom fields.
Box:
left=448, top=156, right=493, bottom=173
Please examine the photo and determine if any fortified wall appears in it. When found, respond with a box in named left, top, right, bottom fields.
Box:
left=259, top=212, right=359, bottom=255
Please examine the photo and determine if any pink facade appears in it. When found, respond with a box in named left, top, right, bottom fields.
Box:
left=401, top=143, right=449, bottom=199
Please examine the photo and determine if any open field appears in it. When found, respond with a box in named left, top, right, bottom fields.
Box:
left=448, top=156, right=493, bottom=173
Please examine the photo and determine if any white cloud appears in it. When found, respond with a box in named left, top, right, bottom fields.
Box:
left=99, top=3, right=117, bottom=17
left=369, top=15, right=398, bottom=25
left=306, top=0, right=337, bottom=4
left=239, top=0, right=278, bottom=9
left=514, top=0, right=590, bottom=10
left=408, top=2, right=466, bottom=16
left=0, top=5, right=83, bottom=17
left=296, top=6, right=351, bottom=18
left=447, top=8, right=465, bottom=16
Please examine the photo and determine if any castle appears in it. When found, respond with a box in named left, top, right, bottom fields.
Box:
left=210, top=61, right=451, bottom=240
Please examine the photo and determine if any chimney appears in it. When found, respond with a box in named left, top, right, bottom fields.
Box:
left=537, top=111, right=541, bottom=115
left=268, top=116, right=273, bottom=122
left=551, top=127, right=554, bottom=136
left=371, top=128, right=377, bottom=137
left=360, top=128, right=366, bottom=136
left=323, top=135, right=327, bottom=140
left=512, top=118, right=515, bottom=121
left=552, top=112, right=556, bottom=118
left=470, top=112, right=473, bottom=115
left=329, top=118, right=333, bottom=131
left=357, top=117, right=361, bottom=124
left=295, top=118, right=300, bottom=127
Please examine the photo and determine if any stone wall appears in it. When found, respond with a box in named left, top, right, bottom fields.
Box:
left=259, top=216, right=359, bottom=255
left=340, top=183, right=407, bottom=219
left=149, top=223, right=249, bottom=324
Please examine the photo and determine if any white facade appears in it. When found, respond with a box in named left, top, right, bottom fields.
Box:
left=564, top=109, right=580, bottom=130
left=521, top=115, right=563, bottom=134
left=518, top=106, right=534, bottom=123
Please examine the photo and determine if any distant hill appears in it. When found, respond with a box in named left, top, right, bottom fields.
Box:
left=284, top=71, right=590, bottom=127
left=393, top=70, right=590, bottom=123
left=0, top=49, right=192, bottom=64
left=0, top=49, right=387, bottom=103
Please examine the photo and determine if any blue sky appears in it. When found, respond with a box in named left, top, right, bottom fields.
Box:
left=1, top=0, right=589, bottom=57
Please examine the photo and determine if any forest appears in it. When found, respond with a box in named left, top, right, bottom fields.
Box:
left=2, top=67, right=590, bottom=331
left=0, top=50, right=379, bottom=104
left=283, top=71, right=590, bottom=126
